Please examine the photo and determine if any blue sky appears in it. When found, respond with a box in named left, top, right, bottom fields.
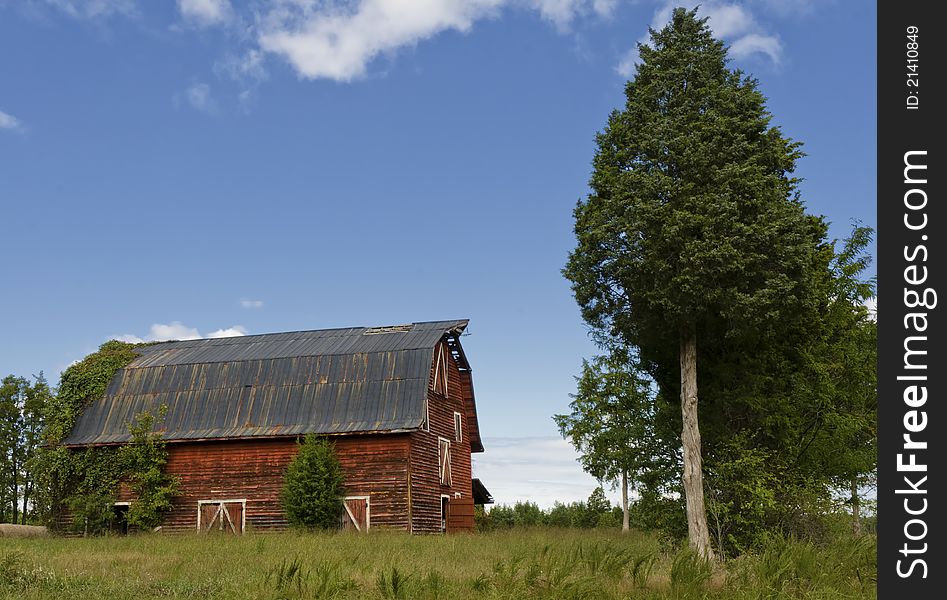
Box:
left=0, top=0, right=875, bottom=507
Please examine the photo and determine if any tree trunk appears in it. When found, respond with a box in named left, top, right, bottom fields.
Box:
left=680, top=325, right=714, bottom=560
left=851, top=477, right=861, bottom=536
left=621, top=470, right=630, bottom=533
left=21, top=480, right=30, bottom=525
left=10, top=462, right=18, bottom=524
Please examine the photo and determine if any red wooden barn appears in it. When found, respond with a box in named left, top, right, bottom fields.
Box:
left=62, top=320, right=492, bottom=534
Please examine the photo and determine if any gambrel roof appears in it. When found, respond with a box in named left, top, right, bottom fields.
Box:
left=64, top=320, right=483, bottom=451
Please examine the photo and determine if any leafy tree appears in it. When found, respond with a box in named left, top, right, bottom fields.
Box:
left=281, top=434, right=346, bottom=529
left=796, top=226, right=876, bottom=535
left=0, top=374, right=48, bottom=524
left=0, top=375, right=27, bottom=522
left=18, top=374, right=49, bottom=524
left=554, top=344, right=654, bottom=532
left=564, top=8, right=823, bottom=559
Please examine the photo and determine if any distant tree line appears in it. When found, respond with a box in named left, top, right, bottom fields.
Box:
left=0, top=373, right=51, bottom=524
left=476, top=487, right=622, bottom=531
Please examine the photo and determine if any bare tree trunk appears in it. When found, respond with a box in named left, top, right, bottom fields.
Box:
left=621, top=470, right=630, bottom=533
left=680, top=325, right=714, bottom=561
left=851, top=477, right=861, bottom=536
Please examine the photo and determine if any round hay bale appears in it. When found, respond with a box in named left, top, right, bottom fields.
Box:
left=0, top=524, right=48, bottom=538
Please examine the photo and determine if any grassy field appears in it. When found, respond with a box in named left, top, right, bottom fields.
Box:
left=1, top=529, right=875, bottom=599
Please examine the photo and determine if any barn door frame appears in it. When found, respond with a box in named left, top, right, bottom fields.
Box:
left=440, top=494, right=451, bottom=533
left=341, top=495, right=371, bottom=532
left=197, top=498, right=247, bottom=534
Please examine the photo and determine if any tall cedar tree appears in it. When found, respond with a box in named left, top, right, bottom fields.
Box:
left=281, top=434, right=346, bottom=529
left=554, top=344, right=654, bottom=532
left=564, top=9, right=820, bottom=559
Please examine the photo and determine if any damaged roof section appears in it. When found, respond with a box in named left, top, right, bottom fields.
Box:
left=63, top=320, right=481, bottom=447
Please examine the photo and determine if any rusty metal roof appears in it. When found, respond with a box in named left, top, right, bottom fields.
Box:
left=64, top=320, right=472, bottom=446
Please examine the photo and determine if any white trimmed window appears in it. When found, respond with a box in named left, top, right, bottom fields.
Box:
left=454, top=411, right=463, bottom=443
left=438, top=437, right=452, bottom=487
left=422, top=399, right=430, bottom=432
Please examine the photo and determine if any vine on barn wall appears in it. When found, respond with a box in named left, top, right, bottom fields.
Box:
left=37, top=340, right=179, bottom=534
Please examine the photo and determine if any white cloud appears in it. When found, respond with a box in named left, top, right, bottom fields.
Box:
left=257, top=0, right=614, bottom=82
left=617, top=1, right=783, bottom=77
left=207, top=325, right=248, bottom=338
left=528, top=0, right=613, bottom=31
left=0, top=109, right=25, bottom=133
left=177, top=0, right=232, bottom=27
left=175, top=82, right=218, bottom=113
left=864, top=296, right=877, bottom=321
left=115, top=321, right=249, bottom=343
left=728, top=32, right=782, bottom=64
left=114, top=333, right=146, bottom=343
left=43, top=0, right=136, bottom=19
left=150, top=322, right=202, bottom=341
left=240, top=298, right=265, bottom=309
left=473, top=436, right=621, bottom=508
left=258, top=0, right=504, bottom=82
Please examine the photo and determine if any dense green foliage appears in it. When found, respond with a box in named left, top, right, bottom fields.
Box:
left=281, top=434, right=346, bottom=530
left=562, top=8, right=877, bottom=557
left=32, top=340, right=179, bottom=534
left=45, top=341, right=144, bottom=444
left=118, top=410, right=181, bottom=530
left=0, top=528, right=876, bottom=599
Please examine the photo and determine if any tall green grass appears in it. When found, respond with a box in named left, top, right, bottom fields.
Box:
left=0, top=529, right=875, bottom=599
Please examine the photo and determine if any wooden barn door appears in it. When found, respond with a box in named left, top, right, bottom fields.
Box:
left=341, top=496, right=370, bottom=532
left=198, top=500, right=246, bottom=534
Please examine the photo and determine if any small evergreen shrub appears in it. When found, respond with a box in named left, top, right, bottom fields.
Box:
left=281, top=434, right=345, bottom=529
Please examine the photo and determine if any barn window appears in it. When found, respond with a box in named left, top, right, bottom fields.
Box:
left=197, top=499, right=246, bottom=535
left=438, top=437, right=452, bottom=487
left=453, top=412, right=463, bottom=443
left=431, top=344, right=449, bottom=397
left=341, top=496, right=370, bottom=532
left=422, top=398, right=430, bottom=432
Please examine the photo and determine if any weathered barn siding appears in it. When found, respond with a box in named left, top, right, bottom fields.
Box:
left=409, top=342, right=474, bottom=533
left=115, top=434, right=411, bottom=533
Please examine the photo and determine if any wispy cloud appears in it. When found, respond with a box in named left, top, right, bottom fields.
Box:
left=240, top=298, right=264, bottom=309
left=0, top=109, right=25, bottom=133
left=43, top=0, right=137, bottom=19
left=728, top=32, right=782, bottom=63
left=257, top=0, right=614, bottom=82
left=177, top=0, right=231, bottom=28
left=528, top=0, right=615, bottom=31
left=473, top=436, right=619, bottom=508
left=174, top=82, right=218, bottom=114
left=617, top=1, right=783, bottom=77
left=116, top=321, right=247, bottom=342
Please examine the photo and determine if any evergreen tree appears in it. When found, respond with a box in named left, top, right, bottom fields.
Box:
left=564, top=8, right=822, bottom=559
left=281, top=434, right=346, bottom=529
